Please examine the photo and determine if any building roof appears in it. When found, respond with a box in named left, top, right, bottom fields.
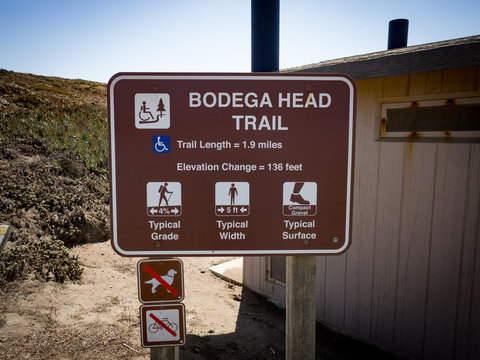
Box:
left=284, top=35, right=480, bottom=79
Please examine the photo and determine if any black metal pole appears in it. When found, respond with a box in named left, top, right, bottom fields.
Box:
left=251, top=2, right=316, bottom=360
left=251, top=0, right=279, bottom=72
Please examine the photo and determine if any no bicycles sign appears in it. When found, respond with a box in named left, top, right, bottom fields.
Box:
left=140, top=304, right=186, bottom=347
left=108, top=73, right=356, bottom=256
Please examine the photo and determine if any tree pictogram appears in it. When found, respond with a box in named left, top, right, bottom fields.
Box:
left=157, top=99, right=166, bottom=118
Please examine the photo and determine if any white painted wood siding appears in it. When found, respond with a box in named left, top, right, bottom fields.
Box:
left=244, top=66, right=480, bottom=360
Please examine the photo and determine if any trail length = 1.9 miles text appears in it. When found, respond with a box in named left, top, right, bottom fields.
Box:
left=176, top=140, right=283, bottom=151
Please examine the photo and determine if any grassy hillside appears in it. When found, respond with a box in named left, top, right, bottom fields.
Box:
left=0, top=69, right=108, bottom=172
left=0, top=69, right=110, bottom=284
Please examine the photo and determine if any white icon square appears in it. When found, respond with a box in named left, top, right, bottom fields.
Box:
left=283, top=182, right=317, bottom=216
left=283, top=182, right=317, bottom=205
left=215, top=182, right=250, bottom=206
left=146, top=182, right=182, bottom=216
left=215, top=182, right=250, bottom=216
left=147, top=182, right=181, bottom=207
left=146, top=309, right=180, bottom=342
left=135, top=93, right=170, bottom=129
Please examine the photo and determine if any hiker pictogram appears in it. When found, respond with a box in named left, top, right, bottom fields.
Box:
left=135, top=93, right=170, bottom=129
left=158, top=183, right=173, bottom=206
left=215, top=182, right=250, bottom=216
left=146, top=182, right=182, bottom=216
left=283, top=182, right=317, bottom=216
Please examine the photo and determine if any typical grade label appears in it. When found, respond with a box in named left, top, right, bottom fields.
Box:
left=149, top=221, right=181, bottom=241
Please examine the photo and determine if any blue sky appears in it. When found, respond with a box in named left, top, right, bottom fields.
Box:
left=1, top=0, right=479, bottom=83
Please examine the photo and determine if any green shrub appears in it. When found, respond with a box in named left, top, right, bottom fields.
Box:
left=0, top=99, right=108, bottom=173
left=0, top=236, right=83, bottom=285
left=0, top=244, right=27, bottom=282
left=30, top=237, right=83, bottom=282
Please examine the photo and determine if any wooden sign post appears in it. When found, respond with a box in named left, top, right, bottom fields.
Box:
left=286, top=256, right=316, bottom=359
left=151, top=347, right=178, bottom=360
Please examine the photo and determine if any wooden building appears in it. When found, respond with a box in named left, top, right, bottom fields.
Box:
left=243, top=35, right=480, bottom=359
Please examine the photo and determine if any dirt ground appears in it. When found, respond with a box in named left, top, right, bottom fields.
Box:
left=0, top=240, right=406, bottom=360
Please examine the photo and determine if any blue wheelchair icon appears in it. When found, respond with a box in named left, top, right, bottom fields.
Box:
left=153, top=136, right=170, bottom=153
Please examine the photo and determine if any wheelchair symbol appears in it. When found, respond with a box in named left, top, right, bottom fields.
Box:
left=139, top=101, right=159, bottom=123
left=153, top=136, right=170, bottom=153
left=155, top=139, right=168, bottom=152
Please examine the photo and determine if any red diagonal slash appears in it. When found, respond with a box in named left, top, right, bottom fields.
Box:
left=144, top=265, right=178, bottom=296
left=149, top=313, right=177, bottom=337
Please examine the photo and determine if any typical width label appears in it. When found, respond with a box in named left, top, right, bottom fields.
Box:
left=217, top=220, right=248, bottom=240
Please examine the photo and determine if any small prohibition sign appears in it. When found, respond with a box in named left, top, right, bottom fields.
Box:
left=144, top=265, right=179, bottom=296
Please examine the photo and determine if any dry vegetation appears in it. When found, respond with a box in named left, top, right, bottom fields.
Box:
left=0, top=69, right=109, bottom=286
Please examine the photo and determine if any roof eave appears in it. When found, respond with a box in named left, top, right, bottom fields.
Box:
left=282, top=35, right=480, bottom=79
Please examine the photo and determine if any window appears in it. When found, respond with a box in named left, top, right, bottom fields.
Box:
left=380, top=97, right=480, bottom=140
left=268, top=256, right=286, bottom=285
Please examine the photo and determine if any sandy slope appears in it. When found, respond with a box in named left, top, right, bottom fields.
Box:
left=0, top=241, right=286, bottom=359
left=0, top=240, right=407, bottom=360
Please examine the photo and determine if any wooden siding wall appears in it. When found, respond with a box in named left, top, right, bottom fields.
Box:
left=244, top=66, right=480, bottom=360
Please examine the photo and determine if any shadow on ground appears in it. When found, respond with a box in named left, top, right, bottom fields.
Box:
left=180, top=287, right=406, bottom=360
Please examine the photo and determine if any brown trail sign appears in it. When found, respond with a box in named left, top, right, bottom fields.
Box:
left=108, top=73, right=356, bottom=256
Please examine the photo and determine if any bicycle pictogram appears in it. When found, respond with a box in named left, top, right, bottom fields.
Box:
left=148, top=318, right=178, bottom=334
